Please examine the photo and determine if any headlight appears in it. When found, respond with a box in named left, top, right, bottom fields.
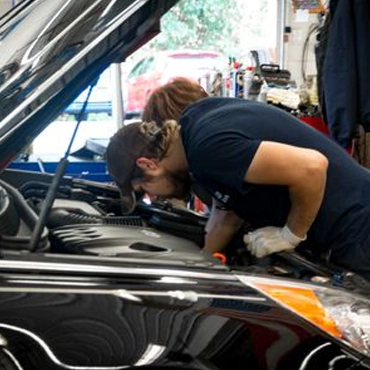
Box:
left=236, top=275, right=370, bottom=356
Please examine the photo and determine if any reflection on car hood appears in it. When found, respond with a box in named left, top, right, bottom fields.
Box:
left=0, top=0, right=178, bottom=170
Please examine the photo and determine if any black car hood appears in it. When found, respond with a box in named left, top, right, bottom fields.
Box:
left=0, top=0, right=178, bottom=170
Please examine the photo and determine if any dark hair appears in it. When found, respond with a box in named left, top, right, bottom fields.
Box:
left=106, top=120, right=179, bottom=195
left=142, top=77, right=208, bottom=124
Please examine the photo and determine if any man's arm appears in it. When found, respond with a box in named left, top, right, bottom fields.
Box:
left=203, top=199, right=244, bottom=253
left=245, top=141, right=329, bottom=238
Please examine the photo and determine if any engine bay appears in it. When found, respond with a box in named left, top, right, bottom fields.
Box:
left=0, top=168, right=208, bottom=260
left=1, top=167, right=370, bottom=296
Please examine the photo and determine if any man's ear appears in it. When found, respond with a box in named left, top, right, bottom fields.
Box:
left=136, top=157, right=158, bottom=171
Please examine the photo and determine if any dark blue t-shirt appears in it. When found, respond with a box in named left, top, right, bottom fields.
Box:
left=179, top=97, right=370, bottom=252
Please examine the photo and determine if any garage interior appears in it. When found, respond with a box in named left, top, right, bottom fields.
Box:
left=0, top=1, right=370, bottom=368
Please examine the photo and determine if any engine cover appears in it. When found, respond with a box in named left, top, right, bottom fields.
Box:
left=50, top=224, right=204, bottom=261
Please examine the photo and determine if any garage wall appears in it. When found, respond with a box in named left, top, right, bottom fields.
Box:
left=282, top=0, right=329, bottom=88
left=283, top=3, right=322, bottom=88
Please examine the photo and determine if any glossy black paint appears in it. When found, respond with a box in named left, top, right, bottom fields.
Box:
left=0, top=0, right=177, bottom=169
left=0, top=254, right=365, bottom=370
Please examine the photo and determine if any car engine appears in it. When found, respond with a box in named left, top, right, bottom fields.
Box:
left=1, top=168, right=370, bottom=296
left=0, top=169, right=208, bottom=261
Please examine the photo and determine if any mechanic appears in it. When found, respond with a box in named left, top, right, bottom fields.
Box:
left=106, top=78, right=370, bottom=281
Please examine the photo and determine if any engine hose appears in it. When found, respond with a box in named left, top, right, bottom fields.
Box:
left=0, top=180, right=49, bottom=251
left=0, top=184, right=19, bottom=236
left=0, top=180, right=39, bottom=229
left=19, top=181, right=70, bottom=199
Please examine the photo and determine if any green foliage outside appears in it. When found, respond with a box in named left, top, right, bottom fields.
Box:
left=150, top=0, right=242, bottom=56
left=125, top=0, right=275, bottom=67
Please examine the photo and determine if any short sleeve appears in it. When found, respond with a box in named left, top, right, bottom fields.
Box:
left=189, top=131, right=261, bottom=193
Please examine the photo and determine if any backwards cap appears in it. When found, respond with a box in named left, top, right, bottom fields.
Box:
left=106, top=121, right=161, bottom=213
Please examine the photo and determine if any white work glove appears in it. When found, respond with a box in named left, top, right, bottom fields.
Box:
left=243, top=226, right=306, bottom=258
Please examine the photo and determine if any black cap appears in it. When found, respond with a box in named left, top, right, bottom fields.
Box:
left=106, top=122, right=153, bottom=214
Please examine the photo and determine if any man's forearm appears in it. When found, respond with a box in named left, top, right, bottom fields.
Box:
left=286, top=156, right=328, bottom=239
left=204, top=207, right=243, bottom=253
left=244, top=142, right=329, bottom=240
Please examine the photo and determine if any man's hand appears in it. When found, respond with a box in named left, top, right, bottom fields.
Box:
left=243, top=225, right=306, bottom=258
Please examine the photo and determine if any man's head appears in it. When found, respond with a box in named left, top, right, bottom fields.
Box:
left=142, top=77, right=208, bottom=124
left=106, top=120, right=191, bottom=213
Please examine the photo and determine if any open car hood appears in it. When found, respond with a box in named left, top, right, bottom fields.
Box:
left=0, top=0, right=178, bottom=170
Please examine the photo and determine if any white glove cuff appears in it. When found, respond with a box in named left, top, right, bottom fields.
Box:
left=281, top=225, right=307, bottom=246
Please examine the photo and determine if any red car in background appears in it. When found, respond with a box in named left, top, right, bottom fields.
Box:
left=124, top=49, right=225, bottom=118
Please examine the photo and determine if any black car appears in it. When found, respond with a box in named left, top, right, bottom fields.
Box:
left=0, top=1, right=370, bottom=369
